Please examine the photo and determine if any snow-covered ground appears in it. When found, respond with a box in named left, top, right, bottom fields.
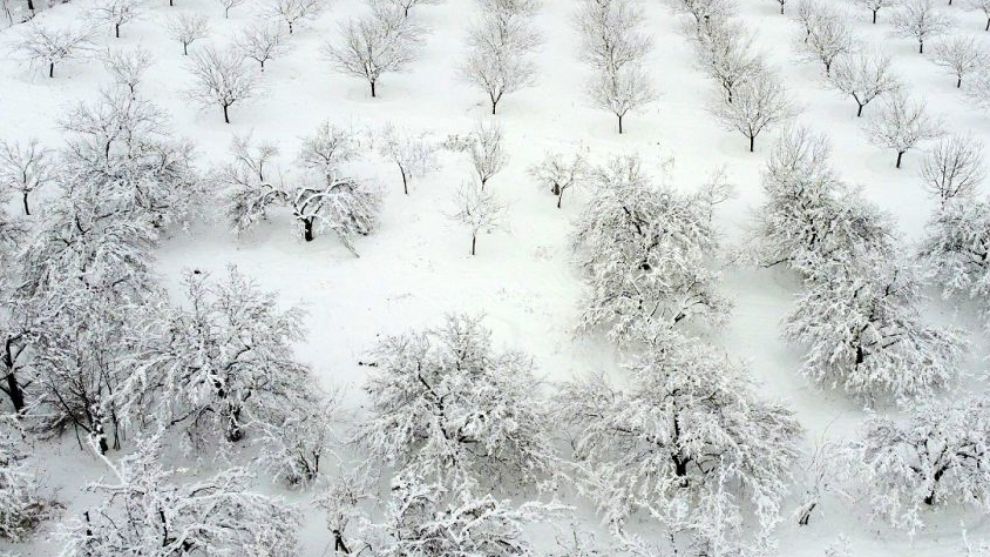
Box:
left=2, top=0, right=990, bottom=554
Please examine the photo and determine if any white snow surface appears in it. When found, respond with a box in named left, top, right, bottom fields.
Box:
left=1, top=0, right=990, bottom=555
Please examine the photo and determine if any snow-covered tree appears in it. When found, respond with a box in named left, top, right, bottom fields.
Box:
left=89, top=0, right=141, bottom=39
left=573, top=156, right=730, bottom=344
left=285, top=174, right=381, bottom=250
left=793, top=437, right=852, bottom=526
left=555, top=335, right=802, bottom=552
left=374, top=124, right=439, bottom=195
left=751, top=126, right=897, bottom=275
left=931, top=36, right=986, bottom=88
left=236, top=21, right=286, bottom=72
left=0, top=281, right=32, bottom=415
left=461, top=6, right=540, bottom=114
left=830, top=51, right=899, bottom=117
left=693, top=17, right=762, bottom=104
left=373, top=475, right=561, bottom=556
left=325, top=4, right=419, bottom=97
left=59, top=89, right=202, bottom=228
left=254, top=389, right=340, bottom=487
left=453, top=180, right=503, bottom=256
left=116, top=267, right=315, bottom=448
left=589, top=62, right=656, bottom=134
left=969, top=0, right=990, bottom=31
left=920, top=133, right=985, bottom=206
left=167, top=12, right=209, bottom=56
left=389, top=0, right=442, bottom=16
left=785, top=258, right=964, bottom=403
left=0, top=139, right=54, bottom=216
left=853, top=0, right=899, bottom=24
left=0, top=416, right=52, bottom=541
left=188, top=46, right=257, bottom=124
left=853, top=396, right=990, bottom=532
left=102, top=46, right=153, bottom=96
left=714, top=66, right=794, bottom=152
left=216, top=0, right=247, bottom=18
left=299, top=121, right=359, bottom=178
left=799, top=3, right=854, bottom=76
left=528, top=149, right=588, bottom=208
left=576, top=0, right=655, bottom=132
left=866, top=90, right=943, bottom=168
left=268, top=0, right=323, bottom=33
left=575, top=0, right=652, bottom=72
left=446, top=120, right=508, bottom=188
left=60, top=436, right=300, bottom=556
left=11, top=21, right=91, bottom=78
left=920, top=196, right=990, bottom=328
left=892, top=0, right=951, bottom=54
left=357, top=315, right=558, bottom=491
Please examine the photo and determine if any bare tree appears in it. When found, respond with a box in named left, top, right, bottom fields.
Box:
left=461, top=8, right=541, bottom=114
left=453, top=180, right=503, bottom=255
left=892, top=0, right=951, bottom=54
left=853, top=0, right=898, bottom=24
left=931, top=36, right=986, bottom=88
left=465, top=120, right=507, bottom=188
left=90, top=0, right=142, bottom=39
left=0, top=139, right=54, bottom=215
left=325, top=4, right=419, bottom=97
left=920, top=133, right=985, bottom=205
left=167, top=12, right=209, bottom=55
left=830, top=51, right=899, bottom=117
left=216, top=0, right=247, bottom=18
left=188, top=47, right=257, bottom=124
left=591, top=63, right=656, bottom=134
left=269, top=0, right=323, bottom=33
left=102, top=46, right=153, bottom=96
left=11, top=22, right=91, bottom=78
left=866, top=90, right=943, bottom=168
left=714, top=67, right=794, bottom=152
left=237, top=21, right=286, bottom=72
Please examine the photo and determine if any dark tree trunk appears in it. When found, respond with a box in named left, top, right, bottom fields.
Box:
left=304, top=218, right=315, bottom=241
left=226, top=407, right=244, bottom=442
left=333, top=531, right=351, bottom=554
left=48, top=62, right=54, bottom=78
left=557, top=188, right=564, bottom=209
left=798, top=503, right=816, bottom=526
left=857, top=103, right=864, bottom=117
left=618, top=114, right=624, bottom=134
left=115, top=24, right=120, bottom=38
left=26, top=0, right=33, bottom=11
left=749, top=135, right=755, bottom=153
left=896, top=151, right=905, bottom=169
left=183, top=43, right=188, bottom=55
left=919, top=41, right=924, bottom=54
left=985, top=18, right=989, bottom=31
left=2, top=337, right=25, bottom=414
left=471, top=235, right=477, bottom=256
left=260, top=59, right=265, bottom=72
left=370, top=80, right=376, bottom=98
left=22, top=192, right=30, bottom=216
left=223, top=103, right=230, bottom=124
left=400, top=167, right=409, bottom=195
left=872, top=10, right=877, bottom=24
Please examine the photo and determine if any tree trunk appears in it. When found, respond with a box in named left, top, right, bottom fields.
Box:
left=260, top=59, right=265, bottom=72
left=896, top=151, right=904, bottom=169
left=26, top=0, right=33, bottom=11
left=617, top=114, right=624, bottom=134
left=48, top=62, right=54, bottom=78
left=223, top=103, right=230, bottom=124
left=919, top=41, right=924, bottom=54
left=304, top=218, right=315, bottom=242
left=491, top=99, right=497, bottom=115
left=22, top=192, right=29, bottom=216
left=183, top=43, right=188, bottom=55
left=226, top=406, right=244, bottom=442
left=115, top=23, right=120, bottom=39
left=749, top=135, right=755, bottom=153
left=798, top=502, right=816, bottom=526
left=958, top=76, right=963, bottom=88
left=471, top=234, right=477, bottom=256
left=872, top=10, right=877, bottom=24
left=333, top=531, right=351, bottom=554
left=400, top=167, right=409, bottom=195
left=856, top=103, right=864, bottom=117
left=370, top=80, right=376, bottom=98
left=3, top=371, right=25, bottom=414
left=985, top=18, right=989, bottom=31
left=557, top=188, right=564, bottom=209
